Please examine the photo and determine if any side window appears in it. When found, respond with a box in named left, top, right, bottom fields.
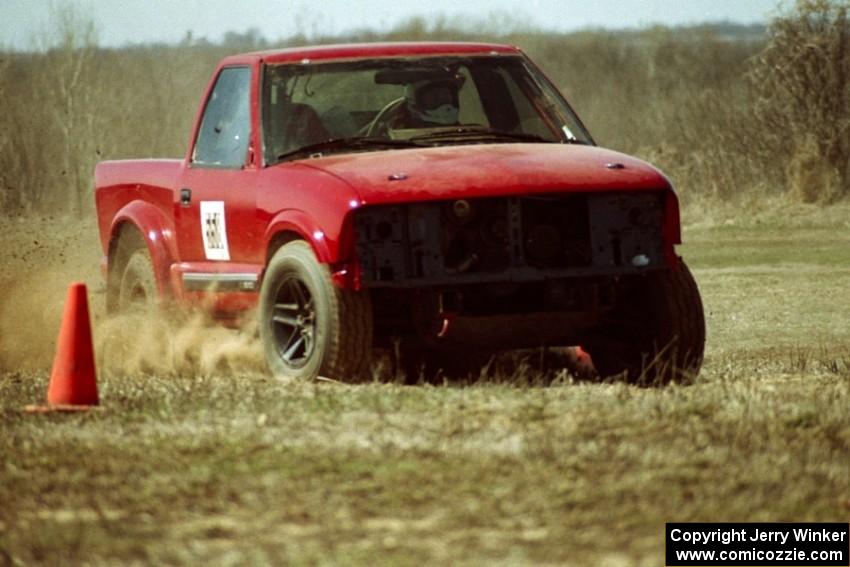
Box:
left=193, top=67, right=251, bottom=168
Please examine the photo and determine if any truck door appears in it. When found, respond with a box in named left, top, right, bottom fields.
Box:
left=175, top=65, right=262, bottom=266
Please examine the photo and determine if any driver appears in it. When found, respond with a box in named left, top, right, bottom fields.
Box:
left=399, top=75, right=463, bottom=128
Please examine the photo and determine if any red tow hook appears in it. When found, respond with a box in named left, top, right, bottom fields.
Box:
left=330, top=261, right=362, bottom=290
left=573, top=346, right=595, bottom=377
left=437, top=312, right=458, bottom=339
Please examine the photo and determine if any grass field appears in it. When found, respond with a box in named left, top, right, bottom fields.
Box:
left=1, top=210, right=849, bottom=566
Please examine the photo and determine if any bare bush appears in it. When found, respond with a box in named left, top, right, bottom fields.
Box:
left=0, top=6, right=224, bottom=216
left=0, top=56, right=14, bottom=210
left=749, top=0, right=850, bottom=202
left=0, top=53, right=38, bottom=213
left=42, top=4, right=99, bottom=216
left=0, top=4, right=99, bottom=215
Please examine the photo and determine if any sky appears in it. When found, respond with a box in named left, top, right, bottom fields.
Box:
left=1, top=0, right=782, bottom=50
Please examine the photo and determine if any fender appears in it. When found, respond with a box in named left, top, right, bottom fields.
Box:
left=110, top=200, right=179, bottom=297
left=263, top=208, right=336, bottom=264
left=663, top=188, right=683, bottom=268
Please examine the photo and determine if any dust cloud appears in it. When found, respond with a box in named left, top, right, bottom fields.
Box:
left=0, top=215, right=264, bottom=376
left=0, top=269, right=71, bottom=370
left=95, top=311, right=264, bottom=376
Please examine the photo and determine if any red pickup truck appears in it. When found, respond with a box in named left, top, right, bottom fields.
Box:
left=95, top=42, right=704, bottom=384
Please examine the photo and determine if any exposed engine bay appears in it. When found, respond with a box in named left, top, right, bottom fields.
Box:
left=355, top=191, right=666, bottom=286
left=355, top=191, right=668, bottom=346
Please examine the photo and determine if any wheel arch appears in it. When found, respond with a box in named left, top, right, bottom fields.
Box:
left=263, top=209, right=333, bottom=265
left=266, top=230, right=305, bottom=264
left=107, top=201, right=178, bottom=310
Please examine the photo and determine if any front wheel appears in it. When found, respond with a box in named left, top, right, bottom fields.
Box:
left=586, top=262, right=705, bottom=385
left=259, top=241, right=372, bottom=381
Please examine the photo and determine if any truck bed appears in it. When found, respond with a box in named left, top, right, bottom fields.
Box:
left=94, top=159, right=182, bottom=255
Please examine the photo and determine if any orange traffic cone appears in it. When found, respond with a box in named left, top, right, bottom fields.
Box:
left=25, top=282, right=99, bottom=413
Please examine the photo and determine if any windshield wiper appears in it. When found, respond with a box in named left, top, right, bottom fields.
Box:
left=410, top=127, right=591, bottom=145
left=410, top=127, right=554, bottom=144
left=277, top=136, right=425, bottom=161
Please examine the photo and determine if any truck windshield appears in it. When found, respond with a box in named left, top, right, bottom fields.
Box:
left=262, top=55, right=592, bottom=164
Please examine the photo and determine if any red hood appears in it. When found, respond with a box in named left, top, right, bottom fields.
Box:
left=301, top=143, right=671, bottom=204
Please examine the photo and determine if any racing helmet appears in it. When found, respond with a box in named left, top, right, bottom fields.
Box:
left=404, top=74, right=464, bottom=126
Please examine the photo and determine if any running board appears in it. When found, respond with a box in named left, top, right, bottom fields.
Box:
left=182, top=272, right=259, bottom=292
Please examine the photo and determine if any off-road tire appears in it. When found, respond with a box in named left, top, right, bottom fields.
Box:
left=117, top=246, right=158, bottom=313
left=259, top=241, right=372, bottom=382
left=587, top=262, right=705, bottom=385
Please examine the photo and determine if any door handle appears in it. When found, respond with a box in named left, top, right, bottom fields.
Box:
left=180, top=188, right=192, bottom=207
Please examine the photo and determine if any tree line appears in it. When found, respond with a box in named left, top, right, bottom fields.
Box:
left=0, top=0, right=847, bottom=216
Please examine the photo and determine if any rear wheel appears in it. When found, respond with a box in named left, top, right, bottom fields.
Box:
left=118, top=248, right=157, bottom=312
left=587, top=262, right=705, bottom=385
left=259, top=241, right=372, bottom=381
left=108, top=227, right=159, bottom=314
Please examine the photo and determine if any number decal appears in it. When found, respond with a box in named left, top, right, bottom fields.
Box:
left=200, top=201, right=230, bottom=261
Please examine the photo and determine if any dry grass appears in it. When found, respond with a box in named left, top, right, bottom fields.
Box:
left=1, top=211, right=849, bottom=566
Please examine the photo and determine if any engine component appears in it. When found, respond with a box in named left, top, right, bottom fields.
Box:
left=354, top=191, right=665, bottom=287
